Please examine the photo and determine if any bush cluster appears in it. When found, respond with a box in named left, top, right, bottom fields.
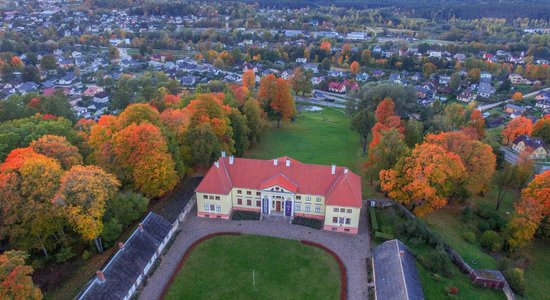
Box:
left=231, top=210, right=260, bottom=220
left=503, top=268, right=526, bottom=295
left=480, top=230, right=504, bottom=252
left=292, top=216, right=323, bottom=229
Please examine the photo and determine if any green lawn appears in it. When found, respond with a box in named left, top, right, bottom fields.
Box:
left=246, top=107, right=364, bottom=173
left=165, top=235, right=341, bottom=300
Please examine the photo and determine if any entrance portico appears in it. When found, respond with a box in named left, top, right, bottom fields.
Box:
left=260, top=189, right=295, bottom=217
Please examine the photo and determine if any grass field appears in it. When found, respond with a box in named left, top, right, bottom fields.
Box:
left=246, top=107, right=364, bottom=173
left=164, top=235, right=341, bottom=300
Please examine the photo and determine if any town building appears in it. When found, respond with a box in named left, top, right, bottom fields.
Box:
left=195, top=155, right=363, bottom=234
left=372, top=239, right=424, bottom=300
left=511, top=135, right=549, bottom=159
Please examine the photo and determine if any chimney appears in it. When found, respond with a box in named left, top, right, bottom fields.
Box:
left=229, top=156, right=234, bottom=165
left=138, top=223, right=144, bottom=232
left=331, top=164, right=336, bottom=175
left=118, top=242, right=124, bottom=249
left=399, top=250, right=405, bottom=257
left=344, top=168, right=349, bottom=174
left=96, top=270, right=106, bottom=282
left=214, top=161, right=219, bottom=168
left=221, top=151, right=226, bottom=157
left=285, top=159, right=290, bottom=167
left=273, top=158, right=278, bottom=166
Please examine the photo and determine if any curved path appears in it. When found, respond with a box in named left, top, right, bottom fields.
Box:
left=138, top=205, right=371, bottom=300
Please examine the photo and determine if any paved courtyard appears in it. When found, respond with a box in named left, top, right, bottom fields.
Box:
left=138, top=204, right=371, bottom=300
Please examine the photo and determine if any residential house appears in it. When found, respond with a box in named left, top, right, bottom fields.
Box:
left=328, top=82, right=346, bottom=93
left=346, top=32, right=367, bottom=40
left=509, top=73, right=523, bottom=84
left=439, top=75, right=451, bottom=86
left=92, top=91, right=109, bottom=104
left=477, top=82, right=495, bottom=98
left=356, top=73, right=369, bottom=82
left=180, top=76, right=196, bottom=86
left=17, top=82, right=39, bottom=95
left=58, top=73, right=76, bottom=86
left=195, top=156, right=362, bottom=234
left=504, top=103, right=526, bottom=115
left=428, top=51, right=442, bottom=58
left=457, top=90, right=477, bottom=103
left=511, top=135, right=549, bottom=159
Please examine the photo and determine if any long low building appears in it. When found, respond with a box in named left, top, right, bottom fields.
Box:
left=195, top=155, right=363, bottom=234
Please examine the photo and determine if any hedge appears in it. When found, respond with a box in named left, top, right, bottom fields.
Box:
left=369, top=207, right=379, bottom=231
left=374, top=231, right=394, bottom=241
left=231, top=210, right=260, bottom=220
left=292, top=216, right=323, bottom=229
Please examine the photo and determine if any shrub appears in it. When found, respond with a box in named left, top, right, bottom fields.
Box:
left=477, top=220, right=490, bottom=232
left=448, top=286, right=459, bottom=295
left=102, top=217, right=123, bottom=248
left=462, top=207, right=474, bottom=222
left=428, top=245, right=453, bottom=277
left=381, top=225, right=393, bottom=235
left=105, top=192, right=149, bottom=228
left=462, top=231, right=476, bottom=243
left=55, top=247, right=76, bottom=263
left=231, top=210, right=260, bottom=220
left=480, top=230, right=504, bottom=252
left=82, top=250, right=91, bottom=260
left=503, top=268, right=526, bottom=295
left=292, top=216, right=323, bottom=229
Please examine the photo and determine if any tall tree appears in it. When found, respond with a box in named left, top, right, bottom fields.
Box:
left=365, top=128, right=408, bottom=185
left=370, top=98, right=404, bottom=148
left=243, top=99, right=268, bottom=146
left=30, top=135, right=83, bottom=170
left=184, top=122, right=222, bottom=166
left=380, top=143, right=466, bottom=216
left=289, top=67, right=312, bottom=96
left=422, top=62, right=437, bottom=78
left=404, top=119, right=424, bottom=148
left=502, top=116, right=533, bottom=145
left=228, top=109, right=250, bottom=156
left=242, top=69, right=256, bottom=90
left=270, top=78, right=296, bottom=128
left=0, top=251, right=42, bottom=300
left=54, top=166, right=120, bottom=253
left=351, top=110, right=376, bottom=154
left=465, top=109, right=485, bottom=140
left=532, top=114, right=550, bottom=144
left=350, top=61, right=361, bottom=74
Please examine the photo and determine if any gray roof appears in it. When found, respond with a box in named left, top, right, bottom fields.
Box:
left=78, top=212, right=172, bottom=300
left=373, top=239, right=424, bottom=300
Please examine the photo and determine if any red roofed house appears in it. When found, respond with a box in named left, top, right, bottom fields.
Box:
left=328, top=82, right=346, bottom=93
left=195, top=155, right=363, bottom=234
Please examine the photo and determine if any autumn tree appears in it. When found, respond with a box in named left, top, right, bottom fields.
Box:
left=0, top=251, right=42, bottom=300
left=289, top=67, right=313, bottom=96
left=380, top=143, right=466, bottom=216
left=258, top=74, right=277, bottom=105
left=370, top=98, right=404, bottom=148
left=54, top=166, right=120, bottom=253
left=502, top=116, right=533, bottom=145
left=30, top=135, right=83, bottom=170
left=512, top=92, right=523, bottom=102
left=242, top=69, right=256, bottom=89
left=320, top=41, right=331, bottom=53
left=404, top=119, right=424, bottom=148
left=505, top=170, right=550, bottom=249
left=532, top=114, right=550, bottom=144
left=365, top=128, right=408, bottom=185
left=432, top=103, right=468, bottom=132
left=269, top=78, right=296, bottom=127
left=184, top=122, right=222, bottom=166
left=228, top=109, right=250, bottom=156
left=422, top=62, right=437, bottom=78
left=465, top=109, right=485, bottom=139
left=426, top=132, right=496, bottom=196
left=243, top=98, right=268, bottom=146
left=350, top=61, right=361, bottom=74
left=469, top=68, right=481, bottom=83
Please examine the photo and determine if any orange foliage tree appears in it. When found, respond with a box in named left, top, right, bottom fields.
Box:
left=512, top=92, right=523, bottom=101
left=242, top=69, right=256, bottom=89
left=30, top=135, right=83, bottom=170
left=532, top=114, right=550, bottom=144
left=380, top=143, right=466, bottom=216
left=501, top=116, right=533, bottom=144
left=270, top=78, right=296, bottom=127
left=426, top=132, right=496, bottom=195
left=506, top=170, right=550, bottom=249
left=370, top=98, right=404, bottom=148
left=0, top=251, right=42, bottom=300
left=350, top=61, right=361, bottom=74
left=320, top=41, right=331, bottom=53
left=464, top=109, right=485, bottom=139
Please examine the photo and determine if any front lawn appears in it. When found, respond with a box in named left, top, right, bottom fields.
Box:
left=246, top=107, right=363, bottom=173
left=165, top=235, right=341, bottom=300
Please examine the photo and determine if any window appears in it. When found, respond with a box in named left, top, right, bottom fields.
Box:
left=215, top=196, right=220, bottom=200
left=210, top=204, right=215, bottom=211
left=237, top=190, right=242, bottom=194
left=315, top=206, right=321, bottom=213
left=204, top=204, right=209, bottom=211
left=316, top=197, right=321, bottom=202
left=345, top=218, right=351, bottom=225
left=305, top=205, right=311, bottom=212
left=340, top=208, right=345, bottom=213
left=333, top=207, right=339, bottom=212
left=216, top=205, right=221, bottom=212
left=203, top=195, right=208, bottom=199
left=295, top=204, right=301, bottom=211
left=247, top=199, right=252, bottom=206
left=247, top=191, right=252, bottom=195
left=296, top=195, right=301, bottom=200
left=332, top=217, right=338, bottom=223
left=256, top=192, right=261, bottom=196
left=237, top=198, right=242, bottom=205
left=347, top=209, right=352, bottom=214
left=339, top=217, right=345, bottom=224
left=209, top=196, right=214, bottom=200
left=256, top=201, right=261, bottom=207
left=306, top=196, right=311, bottom=201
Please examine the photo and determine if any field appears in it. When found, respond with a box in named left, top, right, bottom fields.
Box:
left=247, top=107, right=364, bottom=173
left=164, top=235, right=341, bottom=300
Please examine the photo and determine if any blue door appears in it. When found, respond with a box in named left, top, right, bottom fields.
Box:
left=285, top=200, right=292, bottom=216
left=262, top=198, right=269, bottom=214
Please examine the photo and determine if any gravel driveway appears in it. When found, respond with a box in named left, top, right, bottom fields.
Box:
left=138, top=204, right=371, bottom=300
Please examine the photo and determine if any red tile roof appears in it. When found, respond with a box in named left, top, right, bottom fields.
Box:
left=196, top=156, right=362, bottom=208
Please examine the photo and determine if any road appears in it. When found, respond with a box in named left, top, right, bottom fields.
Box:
left=477, top=87, right=550, bottom=112
left=294, top=94, right=346, bottom=109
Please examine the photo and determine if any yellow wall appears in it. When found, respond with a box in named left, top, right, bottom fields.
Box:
left=231, top=187, right=262, bottom=210
left=324, top=205, right=360, bottom=229
left=196, top=192, right=232, bottom=215
left=294, top=194, right=326, bottom=216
